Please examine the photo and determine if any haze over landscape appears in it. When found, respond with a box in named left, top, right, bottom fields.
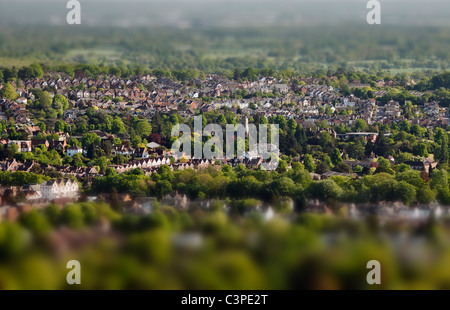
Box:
left=0, top=0, right=449, bottom=27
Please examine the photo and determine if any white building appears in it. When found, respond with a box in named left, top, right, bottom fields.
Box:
left=41, top=178, right=79, bottom=201
left=111, top=145, right=135, bottom=156
left=67, top=145, right=83, bottom=157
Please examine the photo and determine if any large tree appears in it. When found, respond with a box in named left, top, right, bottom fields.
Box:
left=331, top=148, right=343, bottom=166
left=39, top=91, right=52, bottom=109
left=1, top=83, right=18, bottom=101
left=304, top=154, right=316, bottom=172
left=82, top=132, right=101, bottom=158
left=53, top=94, right=69, bottom=110
left=112, top=117, right=126, bottom=134
left=135, top=120, right=152, bottom=138
left=308, top=179, right=343, bottom=202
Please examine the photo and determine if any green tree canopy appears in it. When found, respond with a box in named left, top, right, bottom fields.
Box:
left=1, top=83, right=18, bottom=101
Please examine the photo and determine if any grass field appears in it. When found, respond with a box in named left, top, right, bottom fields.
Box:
left=65, top=48, right=123, bottom=64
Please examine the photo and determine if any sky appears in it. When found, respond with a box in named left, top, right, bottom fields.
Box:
left=0, top=0, right=448, bottom=27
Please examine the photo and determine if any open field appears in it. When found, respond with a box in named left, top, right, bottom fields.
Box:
left=0, top=25, right=447, bottom=74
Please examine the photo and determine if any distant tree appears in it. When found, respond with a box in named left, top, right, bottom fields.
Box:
left=30, top=63, right=44, bottom=78
left=82, top=133, right=101, bottom=148
left=105, top=167, right=117, bottom=177
left=430, top=169, right=449, bottom=191
left=411, top=125, right=425, bottom=137
left=390, top=122, right=399, bottom=131
left=2, top=67, right=17, bottom=82
left=315, top=161, right=330, bottom=174
left=6, top=144, right=18, bottom=158
left=396, top=163, right=412, bottom=173
left=288, top=118, right=297, bottom=131
left=169, top=114, right=179, bottom=125
left=354, top=165, right=363, bottom=174
left=1, top=83, right=18, bottom=101
left=18, top=67, right=33, bottom=80
left=333, top=163, right=352, bottom=173
left=112, top=117, right=126, bottom=134
left=331, top=148, right=343, bottom=166
left=347, top=141, right=365, bottom=160
left=82, top=133, right=101, bottom=158
left=395, top=181, right=416, bottom=206
left=374, top=131, right=390, bottom=156
left=417, top=186, right=436, bottom=204
left=341, top=83, right=351, bottom=96
left=375, top=157, right=395, bottom=175
left=304, top=154, right=316, bottom=172
left=277, top=160, right=289, bottom=173
left=233, top=68, right=241, bottom=81
left=399, top=120, right=411, bottom=133
left=271, top=177, right=298, bottom=198
left=113, top=137, right=122, bottom=146
left=135, top=120, right=152, bottom=138
left=54, top=120, right=66, bottom=133
left=308, top=179, right=343, bottom=202
left=352, top=119, right=367, bottom=132
left=440, top=139, right=449, bottom=164
left=39, top=91, right=52, bottom=109
left=395, top=170, right=424, bottom=189
left=36, top=122, right=46, bottom=132
left=77, top=82, right=86, bottom=91
left=53, top=94, right=70, bottom=110
left=431, top=72, right=450, bottom=90
left=417, top=143, right=429, bottom=158
left=155, top=180, right=172, bottom=198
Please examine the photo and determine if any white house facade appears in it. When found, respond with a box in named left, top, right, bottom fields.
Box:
left=67, top=145, right=83, bottom=157
left=41, top=178, right=79, bottom=201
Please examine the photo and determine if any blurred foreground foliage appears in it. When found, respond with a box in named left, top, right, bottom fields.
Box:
left=1, top=202, right=450, bottom=289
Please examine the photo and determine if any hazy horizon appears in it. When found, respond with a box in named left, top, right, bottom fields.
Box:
left=0, top=0, right=449, bottom=28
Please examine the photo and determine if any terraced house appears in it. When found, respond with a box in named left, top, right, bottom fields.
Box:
left=40, top=178, right=79, bottom=201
